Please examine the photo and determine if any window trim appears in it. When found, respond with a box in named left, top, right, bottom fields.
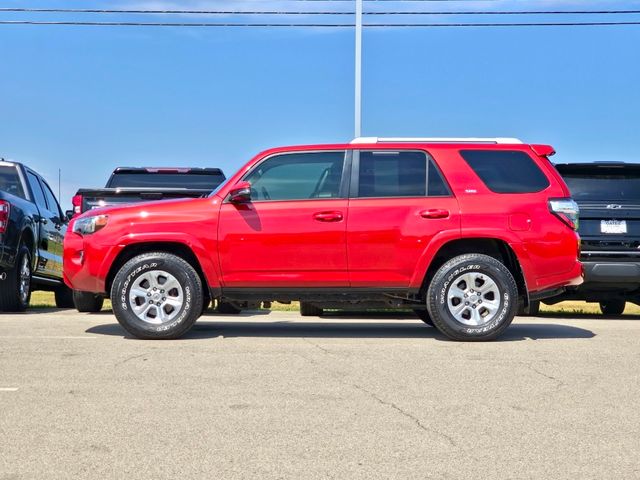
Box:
left=233, top=149, right=351, bottom=204
left=351, top=149, right=453, bottom=200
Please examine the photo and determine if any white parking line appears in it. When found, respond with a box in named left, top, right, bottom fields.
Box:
left=0, top=336, right=98, bottom=339
left=0, top=388, right=19, bottom=392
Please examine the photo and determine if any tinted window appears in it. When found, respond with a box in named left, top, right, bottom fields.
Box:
left=561, top=172, right=640, bottom=202
left=108, top=172, right=225, bottom=190
left=428, top=161, right=450, bottom=196
left=245, top=152, right=345, bottom=201
left=26, top=172, right=47, bottom=209
left=42, top=181, right=61, bottom=216
left=358, top=151, right=428, bottom=198
left=0, top=165, right=26, bottom=199
left=461, top=150, right=550, bottom=193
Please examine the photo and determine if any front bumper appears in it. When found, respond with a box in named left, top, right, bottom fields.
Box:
left=63, top=233, right=122, bottom=294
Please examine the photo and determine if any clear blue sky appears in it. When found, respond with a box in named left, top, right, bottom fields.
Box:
left=1, top=0, right=639, bottom=207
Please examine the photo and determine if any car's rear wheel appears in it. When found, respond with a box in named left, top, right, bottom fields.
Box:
left=413, top=309, right=434, bottom=326
left=427, top=253, right=518, bottom=341
left=110, top=252, right=203, bottom=339
left=54, top=285, right=75, bottom=308
left=599, top=300, right=625, bottom=316
left=73, top=290, right=104, bottom=313
left=0, top=245, right=31, bottom=312
left=300, top=302, right=323, bottom=317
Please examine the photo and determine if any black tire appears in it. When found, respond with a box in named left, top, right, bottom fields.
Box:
left=73, top=290, right=104, bottom=313
left=413, top=309, right=434, bottom=326
left=427, top=254, right=518, bottom=341
left=54, top=285, right=75, bottom=308
left=217, top=301, right=242, bottom=314
left=110, top=252, right=204, bottom=339
left=300, top=302, right=323, bottom=317
left=0, top=245, right=31, bottom=312
left=599, top=300, right=626, bottom=316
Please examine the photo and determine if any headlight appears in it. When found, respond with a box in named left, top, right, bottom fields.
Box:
left=72, top=215, right=109, bottom=236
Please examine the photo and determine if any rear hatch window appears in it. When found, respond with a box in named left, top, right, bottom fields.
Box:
left=560, top=172, right=640, bottom=202
left=460, top=150, right=550, bottom=193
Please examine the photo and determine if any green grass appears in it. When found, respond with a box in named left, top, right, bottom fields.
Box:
left=28, top=291, right=640, bottom=316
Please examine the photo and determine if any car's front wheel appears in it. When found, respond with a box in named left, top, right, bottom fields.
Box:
left=300, top=302, right=323, bottom=317
left=110, top=252, right=204, bottom=339
left=427, top=254, right=518, bottom=341
left=413, top=309, right=434, bottom=326
left=599, top=300, right=625, bottom=316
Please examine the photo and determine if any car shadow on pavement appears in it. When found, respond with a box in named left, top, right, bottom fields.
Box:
left=86, top=314, right=595, bottom=342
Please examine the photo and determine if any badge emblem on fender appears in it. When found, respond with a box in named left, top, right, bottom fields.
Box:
left=606, top=204, right=622, bottom=209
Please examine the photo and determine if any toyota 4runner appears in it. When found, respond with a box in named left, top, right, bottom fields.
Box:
left=63, top=138, right=583, bottom=341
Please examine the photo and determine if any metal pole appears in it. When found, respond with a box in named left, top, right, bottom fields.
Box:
left=354, top=0, right=363, bottom=138
left=58, top=168, right=61, bottom=200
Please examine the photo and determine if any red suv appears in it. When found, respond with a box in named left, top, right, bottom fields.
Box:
left=64, top=138, right=583, bottom=341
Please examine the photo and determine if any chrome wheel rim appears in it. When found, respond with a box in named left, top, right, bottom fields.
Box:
left=18, top=255, right=30, bottom=303
left=446, top=271, right=501, bottom=327
left=128, top=270, right=184, bottom=325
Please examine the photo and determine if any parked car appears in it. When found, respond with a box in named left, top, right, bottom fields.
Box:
left=541, top=162, right=640, bottom=315
left=70, top=166, right=226, bottom=312
left=63, top=137, right=583, bottom=341
left=0, top=159, right=73, bottom=311
left=72, top=166, right=226, bottom=216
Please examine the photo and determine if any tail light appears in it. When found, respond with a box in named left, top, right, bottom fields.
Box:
left=549, top=198, right=579, bottom=231
left=0, top=201, right=10, bottom=233
left=72, top=194, right=83, bottom=215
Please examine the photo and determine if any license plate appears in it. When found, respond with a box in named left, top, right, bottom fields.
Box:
left=601, top=219, right=627, bottom=234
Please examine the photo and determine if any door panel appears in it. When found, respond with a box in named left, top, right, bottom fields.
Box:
left=218, top=150, right=349, bottom=287
left=347, top=150, right=460, bottom=287
left=218, top=199, right=348, bottom=287
left=347, top=197, right=460, bottom=287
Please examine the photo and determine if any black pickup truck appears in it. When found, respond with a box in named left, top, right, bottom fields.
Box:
left=0, top=160, right=74, bottom=311
left=72, top=167, right=226, bottom=216
left=546, top=162, right=640, bottom=315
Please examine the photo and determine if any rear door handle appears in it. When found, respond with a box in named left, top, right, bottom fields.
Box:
left=420, top=209, right=449, bottom=219
left=313, top=211, right=343, bottom=222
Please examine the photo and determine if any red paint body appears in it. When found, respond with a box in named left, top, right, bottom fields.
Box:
left=63, top=142, right=583, bottom=298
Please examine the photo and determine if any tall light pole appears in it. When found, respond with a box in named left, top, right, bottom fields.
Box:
left=354, top=0, right=363, bottom=138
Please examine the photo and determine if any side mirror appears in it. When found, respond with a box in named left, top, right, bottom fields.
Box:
left=228, top=181, right=252, bottom=203
left=65, top=210, right=74, bottom=221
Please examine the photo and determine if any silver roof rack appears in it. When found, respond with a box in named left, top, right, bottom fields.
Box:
left=351, top=137, right=524, bottom=144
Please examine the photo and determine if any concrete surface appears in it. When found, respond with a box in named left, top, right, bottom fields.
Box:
left=1, top=309, right=639, bottom=479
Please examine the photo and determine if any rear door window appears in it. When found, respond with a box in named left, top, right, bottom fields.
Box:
left=356, top=151, right=450, bottom=198
left=460, top=150, right=550, bottom=193
left=26, top=172, right=48, bottom=210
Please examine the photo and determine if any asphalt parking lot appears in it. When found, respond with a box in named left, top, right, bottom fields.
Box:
left=1, top=310, right=639, bottom=479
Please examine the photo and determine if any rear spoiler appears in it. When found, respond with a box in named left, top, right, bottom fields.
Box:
left=530, top=145, right=556, bottom=157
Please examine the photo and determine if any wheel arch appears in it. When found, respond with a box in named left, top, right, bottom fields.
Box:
left=105, top=242, right=214, bottom=300
left=419, top=237, right=528, bottom=302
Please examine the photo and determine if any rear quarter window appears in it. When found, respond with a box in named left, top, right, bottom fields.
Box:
left=460, top=150, right=550, bottom=193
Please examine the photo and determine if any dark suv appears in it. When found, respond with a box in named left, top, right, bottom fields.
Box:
left=549, top=162, right=640, bottom=314
left=64, top=138, right=583, bottom=341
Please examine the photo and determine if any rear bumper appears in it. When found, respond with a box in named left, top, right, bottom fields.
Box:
left=530, top=260, right=584, bottom=294
left=583, top=261, right=640, bottom=283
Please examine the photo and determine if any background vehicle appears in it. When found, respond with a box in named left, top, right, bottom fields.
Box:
left=544, top=162, right=640, bottom=315
left=0, top=159, right=72, bottom=311
left=64, top=138, right=582, bottom=341
left=71, top=167, right=226, bottom=216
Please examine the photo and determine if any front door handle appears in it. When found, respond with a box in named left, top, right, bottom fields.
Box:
left=313, top=211, right=344, bottom=222
left=420, top=209, right=449, bottom=219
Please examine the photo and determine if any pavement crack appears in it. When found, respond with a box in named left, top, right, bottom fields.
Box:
left=351, top=383, right=457, bottom=447
left=115, top=352, right=148, bottom=366
left=521, top=362, right=566, bottom=389
left=302, top=337, right=334, bottom=355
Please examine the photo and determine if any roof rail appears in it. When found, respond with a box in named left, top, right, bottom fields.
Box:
left=350, top=137, right=524, bottom=145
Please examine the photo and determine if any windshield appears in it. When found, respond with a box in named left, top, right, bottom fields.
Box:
left=562, top=173, right=640, bottom=202
left=108, top=172, right=225, bottom=190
